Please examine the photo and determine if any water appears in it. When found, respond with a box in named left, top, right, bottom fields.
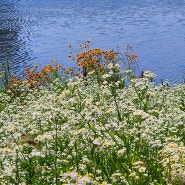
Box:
left=0, top=0, right=185, bottom=84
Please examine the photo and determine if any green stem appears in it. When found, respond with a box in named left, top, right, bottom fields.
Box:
left=54, top=118, right=59, bottom=185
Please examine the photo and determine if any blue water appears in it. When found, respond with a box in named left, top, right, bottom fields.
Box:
left=0, top=0, right=185, bottom=83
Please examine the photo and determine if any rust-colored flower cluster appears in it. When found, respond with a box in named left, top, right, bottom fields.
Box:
left=6, top=40, right=139, bottom=92
left=124, top=45, right=139, bottom=63
left=9, top=59, right=61, bottom=89
left=68, top=40, right=121, bottom=78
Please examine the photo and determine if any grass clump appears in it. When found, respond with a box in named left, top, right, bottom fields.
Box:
left=0, top=41, right=185, bottom=185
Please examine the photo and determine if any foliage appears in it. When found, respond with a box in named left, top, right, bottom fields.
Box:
left=0, top=61, right=12, bottom=92
left=0, top=42, right=184, bottom=185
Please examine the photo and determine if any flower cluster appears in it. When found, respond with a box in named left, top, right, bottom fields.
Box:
left=67, top=40, right=138, bottom=83
left=160, top=142, right=185, bottom=184
left=0, top=43, right=184, bottom=184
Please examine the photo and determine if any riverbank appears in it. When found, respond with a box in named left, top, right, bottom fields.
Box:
left=0, top=43, right=185, bottom=184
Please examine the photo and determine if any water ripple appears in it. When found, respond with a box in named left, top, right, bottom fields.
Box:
left=0, top=0, right=185, bottom=83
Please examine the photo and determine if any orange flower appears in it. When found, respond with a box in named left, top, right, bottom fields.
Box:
left=128, top=57, right=133, bottom=63
left=126, top=45, right=131, bottom=49
left=69, top=67, right=74, bottom=71
left=34, top=64, right=38, bottom=71
left=100, top=65, right=104, bottom=71
left=51, top=58, right=58, bottom=63
left=66, top=70, right=70, bottom=75
left=75, top=72, right=79, bottom=77
left=86, top=39, right=91, bottom=43
left=132, top=53, right=138, bottom=59
left=25, top=67, right=30, bottom=74
left=94, top=48, right=102, bottom=55
left=57, top=64, right=62, bottom=69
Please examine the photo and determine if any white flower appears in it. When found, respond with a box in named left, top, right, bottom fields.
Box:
left=93, top=138, right=101, bottom=145
left=117, top=148, right=126, bottom=156
left=102, top=74, right=110, bottom=79
left=63, top=171, right=78, bottom=179
left=138, top=166, right=146, bottom=173
left=115, top=63, right=120, bottom=69
left=29, top=149, right=44, bottom=157
left=107, top=63, right=114, bottom=69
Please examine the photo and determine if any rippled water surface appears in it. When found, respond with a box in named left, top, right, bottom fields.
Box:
left=0, top=0, right=185, bottom=83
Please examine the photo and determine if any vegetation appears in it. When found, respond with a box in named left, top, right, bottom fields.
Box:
left=0, top=41, right=184, bottom=185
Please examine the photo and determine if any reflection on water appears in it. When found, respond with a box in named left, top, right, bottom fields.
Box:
left=0, top=1, right=32, bottom=75
left=0, top=0, right=185, bottom=83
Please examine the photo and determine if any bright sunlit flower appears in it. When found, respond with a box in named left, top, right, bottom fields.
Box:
left=138, top=166, right=146, bottom=173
